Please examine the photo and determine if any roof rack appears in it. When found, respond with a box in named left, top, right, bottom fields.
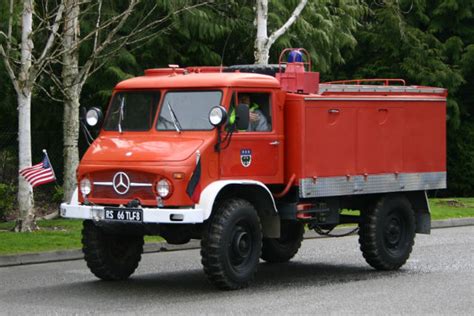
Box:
left=318, top=84, right=446, bottom=95
left=323, top=78, right=406, bottom=86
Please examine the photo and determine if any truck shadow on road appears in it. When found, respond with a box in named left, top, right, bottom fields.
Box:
left=7, top=261, right=411, bottom=307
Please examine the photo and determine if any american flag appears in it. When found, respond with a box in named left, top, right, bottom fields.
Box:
left=19, top=151, right=56, bottom=187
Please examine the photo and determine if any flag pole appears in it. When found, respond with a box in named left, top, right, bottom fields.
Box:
left=42, top=149, right=57, bottom=181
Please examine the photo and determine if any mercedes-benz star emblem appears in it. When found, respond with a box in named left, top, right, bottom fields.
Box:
left=113, top=172, right=130, bottom=195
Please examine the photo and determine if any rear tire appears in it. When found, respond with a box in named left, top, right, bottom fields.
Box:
left=201, top=199, right=262, bottom=290
left=261, top=221, right=304, bottom=263
left=82, top=220, right=144, bottom=281
left=358, top=195, right=416, bottom=270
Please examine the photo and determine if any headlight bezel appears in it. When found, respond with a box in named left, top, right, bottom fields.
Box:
left=156, top=178, right=172, bottom=199
left=80, top=177, right=92, bottom=196
left=208, top=105, right=227, bottom=127
left=85, top=107, right=103, bottom=127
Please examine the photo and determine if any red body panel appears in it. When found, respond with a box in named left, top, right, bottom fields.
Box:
left=284, top=94, right=446, bottom=181
left=78, top=132, right=219, bottom=207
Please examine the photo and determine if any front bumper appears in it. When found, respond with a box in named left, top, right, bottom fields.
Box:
left=60, top=203, right=205, bottom=224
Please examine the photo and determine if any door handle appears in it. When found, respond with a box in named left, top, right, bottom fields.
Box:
left=269, top=141, right=280, bottom=146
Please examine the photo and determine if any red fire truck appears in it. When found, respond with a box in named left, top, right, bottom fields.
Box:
left=61, top=49, right=446, bottom=290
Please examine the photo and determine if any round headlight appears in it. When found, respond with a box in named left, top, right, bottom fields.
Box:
left=156, top=179, right=171, bottom=198
left=209, top=106, right=227, bottom=127
left=86, top=107, right=102, bottom=127
left=80, top=177, right=92, bottom=196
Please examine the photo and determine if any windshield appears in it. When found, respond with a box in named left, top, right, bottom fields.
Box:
left=157, top=91, right=222, bottom=131
left=103, top=92, right=160, bottom=131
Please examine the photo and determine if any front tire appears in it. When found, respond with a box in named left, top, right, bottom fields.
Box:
left=201, top=199, right=262, bottom=290
left=358, top=195, right=416, bottom=270
left=82, top=220, right=144, bottom=281
left=261, top=221, right=304, bottom=263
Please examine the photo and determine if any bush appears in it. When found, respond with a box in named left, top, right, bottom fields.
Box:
left=0, top=183, right=16, bottom=221
left=447, top=123, right=474, bottom=196
left=52, top=185, right=64, bottom=204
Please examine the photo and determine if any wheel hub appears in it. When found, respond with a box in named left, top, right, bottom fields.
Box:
left=386, top=218, right=401, bottom=244
left=384, top=212, right=406, bottom=252
left=230, top=225, right=253, bottom=266
left=233, top=231, right=250, bottom=257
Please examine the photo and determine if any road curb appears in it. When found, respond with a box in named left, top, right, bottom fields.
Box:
left=430, top=217, right=474, bottom=228
left=1, top=217, right=473, bottom=268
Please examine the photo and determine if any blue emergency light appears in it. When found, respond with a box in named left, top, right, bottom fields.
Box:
left=288, top=50, right=303, bottom=63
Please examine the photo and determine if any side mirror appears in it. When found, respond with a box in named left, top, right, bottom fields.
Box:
left=236, top=103, right=249, bottom=130
left=85, top=107, right=103, bottom=127
left=209, top=106, right=228, bottom=127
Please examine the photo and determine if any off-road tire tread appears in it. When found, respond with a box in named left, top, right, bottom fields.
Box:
left=201, top=199, right=262, bottom=290
left=261, top=222, right=304, bottom=263
left=82, top=220, right=144, bottom=281
left=358, top=195, right=415, bottom=270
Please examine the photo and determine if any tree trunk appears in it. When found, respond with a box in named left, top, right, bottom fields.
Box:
left=254, top=0, right=269, bottom=65
left=15, top=0, right=36, bottom=232
left=16, top=90, right=37, bottom=232
left=254, top=0, right=308, bottom=65
left=62, top=0, right=81, bottom=203
left=255, top=45, right=270, bottom=65
left=62, top=89, right=80, bottom=203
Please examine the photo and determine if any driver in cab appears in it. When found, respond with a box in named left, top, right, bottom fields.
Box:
left=232, top=94, right=270, bottom=132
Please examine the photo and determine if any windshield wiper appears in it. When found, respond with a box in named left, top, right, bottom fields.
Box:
left=118, top=96, right=125, bottom=133
left=167, top=101, right=182, bottom=133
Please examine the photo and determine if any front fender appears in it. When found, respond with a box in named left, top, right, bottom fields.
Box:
left=196, top=180, right=277, bottom=221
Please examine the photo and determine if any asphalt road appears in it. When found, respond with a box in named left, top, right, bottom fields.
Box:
left=0, top=226, right=472, bottom=315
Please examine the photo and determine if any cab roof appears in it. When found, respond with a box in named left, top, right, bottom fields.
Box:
left=115, top=71, right=281, bottom=90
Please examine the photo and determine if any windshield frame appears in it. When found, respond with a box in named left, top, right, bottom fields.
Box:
left=156, top=89, right=223, bottom=132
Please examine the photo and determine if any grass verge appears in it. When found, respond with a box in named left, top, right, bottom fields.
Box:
left=0, top=198, right=473, bottom=256
left=429, top=198, right=474, bottom=220
left=0, top=219, right=163, bottom=256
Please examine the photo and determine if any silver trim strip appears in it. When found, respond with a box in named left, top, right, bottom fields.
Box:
left=130, top=183, right=153, bottom=187
left=305, top=97, right=446, bottom=102
left=299, top=172, right=446, bottom=198
left=93, top=182, right=152, bottom=187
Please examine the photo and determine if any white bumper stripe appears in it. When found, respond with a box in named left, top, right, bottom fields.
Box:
left=60, top=203, right=205, bottom=224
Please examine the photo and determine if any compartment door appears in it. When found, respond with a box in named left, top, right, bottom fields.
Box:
left=304, top=106, right=357, bottom=177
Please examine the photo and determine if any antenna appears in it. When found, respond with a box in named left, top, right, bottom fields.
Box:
left=220, top=27, right=234, bottom=72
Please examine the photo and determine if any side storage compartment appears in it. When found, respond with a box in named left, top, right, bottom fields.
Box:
left=304, top=105, right=357, bottom=177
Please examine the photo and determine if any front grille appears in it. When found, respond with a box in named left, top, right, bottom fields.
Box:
left=92, top=185, right=155, bottom=200
left=90, top=170, right=155, bottom=200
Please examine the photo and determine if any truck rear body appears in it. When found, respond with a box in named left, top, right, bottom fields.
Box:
left=285, top=84, right=446, bottom=199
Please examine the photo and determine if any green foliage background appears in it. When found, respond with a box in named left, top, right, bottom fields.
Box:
left=1, top=0, right=473, bottom=207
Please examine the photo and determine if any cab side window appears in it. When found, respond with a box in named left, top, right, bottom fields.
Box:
left=237, top=92, right=272, bottom=132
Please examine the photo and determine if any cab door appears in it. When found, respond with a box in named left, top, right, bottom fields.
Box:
left=219, top=90, right=284, bottom=184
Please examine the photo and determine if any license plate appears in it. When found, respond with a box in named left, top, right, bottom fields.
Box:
left=104, top=207, right=143, bottom=222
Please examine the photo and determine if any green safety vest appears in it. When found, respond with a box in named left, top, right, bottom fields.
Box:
left=229, top=103, right=259, bottom=125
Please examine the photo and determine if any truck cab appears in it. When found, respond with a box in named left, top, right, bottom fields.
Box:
left=77, top=72, right=285, bottom=207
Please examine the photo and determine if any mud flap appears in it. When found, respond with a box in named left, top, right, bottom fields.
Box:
left=416, top=212, right=431, bottom=234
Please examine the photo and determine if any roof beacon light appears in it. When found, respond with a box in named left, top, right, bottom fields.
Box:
left=288, top=50, right=303, bottom=63
left=276, top=48, right=319, bottom=94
